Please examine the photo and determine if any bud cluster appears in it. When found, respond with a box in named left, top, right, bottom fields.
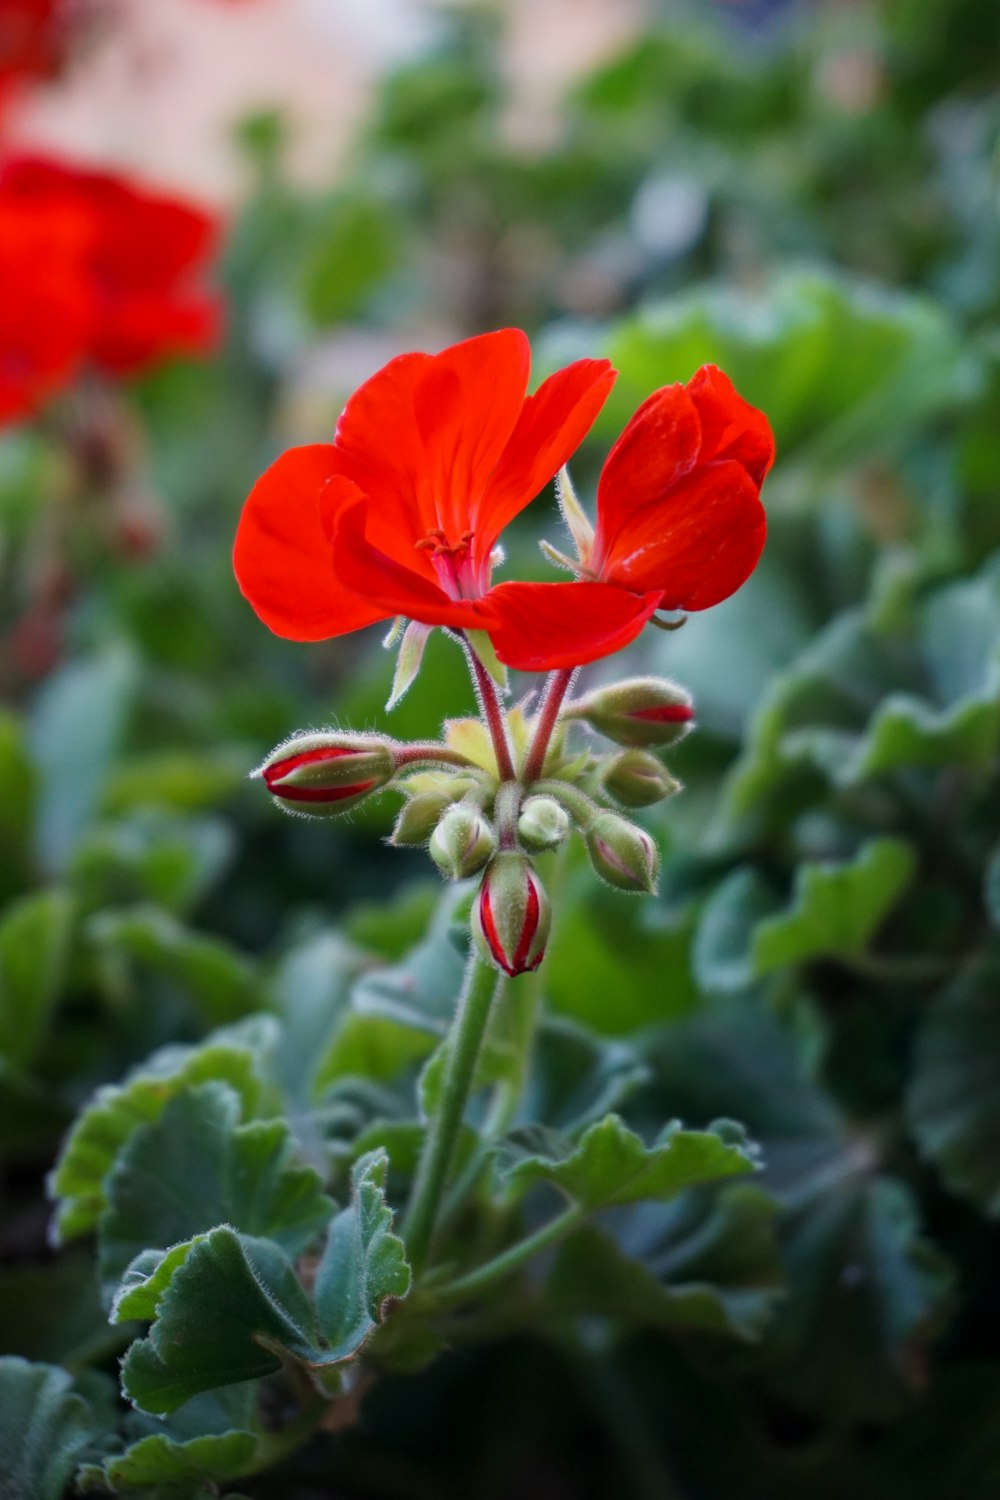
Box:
left=253, top=676, right=692, bottom=979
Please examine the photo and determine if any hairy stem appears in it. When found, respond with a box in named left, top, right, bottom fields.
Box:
left=403, top=952, right=502, bottom=1273
left=435, top=1202, right=585, bottom=1307
left=393, top=743, right=480, bottom=770
left=463, top=636, right=516, bottom=781
left=522, top=667, right=577, bottom=784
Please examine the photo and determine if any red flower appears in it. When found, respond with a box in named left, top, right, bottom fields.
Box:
left=234, top=328, right=663, bottom=669
left=0, top=156, right=221, bottom=376
left=0, top=194, right=93, bottom=425
left=489, top=365, right=774, bottom=669
left=0, top=0, right=67, bottom=112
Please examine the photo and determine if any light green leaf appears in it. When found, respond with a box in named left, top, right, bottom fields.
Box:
left=81, top=1430, right=258, bottom=1491
left=0, top=888, right=73, bottom=1070
left=99, top=1083, right=334, bottom=1290
left=314, top=1150, right=411, bottom=1361
left=49, top=1019, right=277, bottom=1242
left=500, top=1113, right=756, bottom=1211
left=753, top=838, right=916, bottom=972
left=29, top=646, right=138, bottom=873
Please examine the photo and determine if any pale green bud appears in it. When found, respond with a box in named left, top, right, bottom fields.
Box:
left=429, top=805, right=496, bottom=880
left=518, top=795, right=570, bottom=852
left=601, top=749, right=681, bottom=809
left=585, top=811, right=659, bottom=894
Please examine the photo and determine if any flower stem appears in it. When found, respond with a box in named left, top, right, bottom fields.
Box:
left=403, top=951, right=502, bottom=1273
left=393, top=743, right=480, bottom=770
left=463, top=636, right=516, bottom=781
left=522, top=667, right=577, bottom=784
left=434, top=1201, right=585, bottom=1307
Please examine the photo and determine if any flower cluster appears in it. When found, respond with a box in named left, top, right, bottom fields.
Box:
left=0, top=154, right=221, bottom=426
left=237, top=328, right=774, bottom=976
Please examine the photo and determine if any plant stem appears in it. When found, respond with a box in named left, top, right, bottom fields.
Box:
left=403, top=951, right=502, bottom=1273
left=463, top=636, right=516, bottom=781
left=522, top=667, right=577, bottom=783
left=434, top=1201, right=585, bottom=1306
left=393, top=743, right=480, bottom=770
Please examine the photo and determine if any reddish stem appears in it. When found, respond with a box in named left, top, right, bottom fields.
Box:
left=393, top=743, right=478, bottom=770
left=464, top=638, right=516, bottom=782
left=522, top=667, right=576, bottom=784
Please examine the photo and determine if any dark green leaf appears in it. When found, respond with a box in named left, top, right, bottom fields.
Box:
left=0, top=1357, right=98, bottom=1500
left=314, top=1150, right=411, bottom=1361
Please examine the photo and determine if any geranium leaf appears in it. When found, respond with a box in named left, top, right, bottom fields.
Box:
left=0, top=888, right=73, bottom=1071
left=314, top=1150, right=411, bottom=1361
left=121, top=1228, right=318, bottom=1414
left=49, top=1018, right=278, bottom=1242
left=0, top=1357, right=98, bottom=1500
left=99, top=1082, right=334, bottom=1291
left=498, top=1113, right=757, bottom=1211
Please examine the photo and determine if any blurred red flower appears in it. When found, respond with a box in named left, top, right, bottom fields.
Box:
left=234, top=328, right=663, bottom=670
left=0, top=0, right=67, bottom=113
left=0, top=155, right=221, bottom=377
left=0, top=192, right=92, bottom=424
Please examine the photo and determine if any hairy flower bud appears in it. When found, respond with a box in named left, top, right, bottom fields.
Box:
left=255, top=731, right=395, bottom=817
left=473, top=852, right=551, bottom=977
left=518, top=795, right=570, bottom=852
left=389, top=779, right=479, bottom=847
left=563, top=677, right=694, bottom=748
left=585, top=811, right=660, bottom=893
left=429, top=805, right=496, bottom=880
left=601, top=749, right=681, bottom=809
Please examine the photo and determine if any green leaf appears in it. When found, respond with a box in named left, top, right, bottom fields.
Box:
left=695, top=840, right=916, bottom=993
left=0, top=711, right=36, bottom=898
left=49, top=1019, right=278, bottom=1242
left=0, top=1357, right=98, bottom=1500
left=70, top=812, right=233, bottom=917
left=99, top=1083, right=334, bottom=1290
left=548, top=1183, right=784, bottom=1342
left=87, top=905, right=260, bottom=1026
left=599, top=269, right=976, bottom=471
left=755, top=839, right=916, bottom=971
left=82, top=1430, right=258, bottom=1491
left=0, top=888, right=73, bottom=1070
left=29, top=646, right=138, bottom=873
left=907, top=956, right=1000, bottom=1214
left=314, top=1150, right=411, bottom=1360
left=499, top=1114, right=757, bottom=1211
left=121, top=1228, right=318, bottom=1414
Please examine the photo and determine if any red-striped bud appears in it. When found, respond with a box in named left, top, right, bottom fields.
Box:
left=585, top=811, right=659, bottom=893
left=601, top=749, right=681, bottom=809
left=563, top=677, right=694, bottom=748
left=255, top=731, right=395, bottom=817
left=473, top=852, right=551, bottom=978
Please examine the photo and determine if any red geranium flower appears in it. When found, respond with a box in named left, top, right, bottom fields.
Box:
left=0, top=194, right=93, bottom=425
left=486, top=364, right=775, bottom=670
left=0, top=0, right=67, bottom=112
left=234, top=328, right=665, bottom=670
left=0, top=155, right=221, bottom=376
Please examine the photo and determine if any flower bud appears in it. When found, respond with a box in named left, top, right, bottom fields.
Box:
left=389, top=780, right=479, bottom=847
left=563, top=677, right=694, bottom=748
left=601, top=749, right=681, bottom=809
left=255, top=731, right=395, bottom=817
left=585, top=811, right=659, bottom=893
left=429, top=805, right=496, bottom=880
left=473, top=852, right=551, bottom=977
left=518, top=795, right=570, bottom=852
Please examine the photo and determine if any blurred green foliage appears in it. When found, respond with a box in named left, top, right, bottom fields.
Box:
left=2, top=0, right=1000, bottom=1495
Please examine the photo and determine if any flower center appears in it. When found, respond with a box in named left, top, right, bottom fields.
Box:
left=415, top=527, right=479, bottom=599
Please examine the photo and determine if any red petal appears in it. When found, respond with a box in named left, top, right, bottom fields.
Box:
left=485, top=581, right=663, bottom=672
left=601, top=459, right=766, bottom=612
left=411, top=328, right=531, bottom=544
left=331, top=499, right=500, bottom=631
left=594, top=383, right=701, bottom=560
left=233, top=446, right=386, bottom=640
left=686, top=365, right=775, bottom=485
left=332, top=348, right=434, bottom=545
left=474, top=358, right=616, bottom=552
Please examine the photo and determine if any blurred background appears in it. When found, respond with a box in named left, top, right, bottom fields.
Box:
left=2, top=1, right=1000, bottom=1496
